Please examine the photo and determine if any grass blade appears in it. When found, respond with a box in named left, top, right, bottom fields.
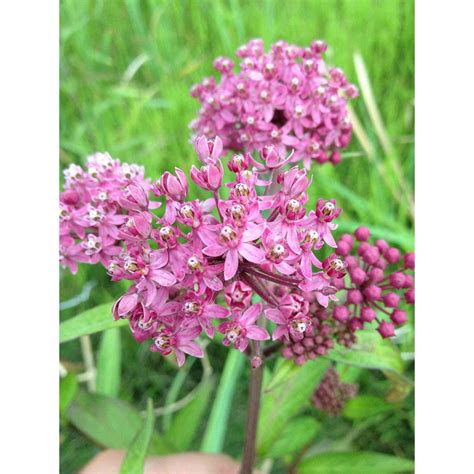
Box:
left=120, top=398, right=155, bottom=474
left=200, top=349, right=245, bottom=453
left=96, top=327, right=121, bottom=397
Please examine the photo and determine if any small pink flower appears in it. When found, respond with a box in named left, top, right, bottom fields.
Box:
left=218, top=303, right=269, bottom=352
left=150, top=325, right=204, bottom=367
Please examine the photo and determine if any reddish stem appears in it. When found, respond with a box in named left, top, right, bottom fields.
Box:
left=240, top=342, right=263, bottom=474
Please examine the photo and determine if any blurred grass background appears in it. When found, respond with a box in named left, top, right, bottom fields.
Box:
left=60, top=0, right=414, bottom=472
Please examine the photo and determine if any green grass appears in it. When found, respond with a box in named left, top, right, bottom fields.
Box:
left=60, top=1, right=414, bottom=472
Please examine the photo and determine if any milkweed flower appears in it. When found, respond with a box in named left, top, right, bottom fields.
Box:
left=60, top=137, right=413, bottom=368
left=190, top=39, right=358, bottom=168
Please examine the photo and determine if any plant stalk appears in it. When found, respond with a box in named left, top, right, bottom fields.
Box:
left=240, top=341, right=264, bottom=474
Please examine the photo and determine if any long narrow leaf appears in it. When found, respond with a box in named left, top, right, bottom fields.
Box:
left=120, top=399, right=155, bottom=474
left=167, top=376, right=214, bottom=451
left=96, top=327, right=122, bottom=397
left=298, top=451, right=414, bottom=473
left=60, top=303, right=127, bottom=343
left=200, top=349, right=245, bottom=453
left=257, top=359, right=329, bottom=457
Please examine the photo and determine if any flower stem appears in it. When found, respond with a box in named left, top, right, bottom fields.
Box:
left=240, top=341, right=264, bottom=474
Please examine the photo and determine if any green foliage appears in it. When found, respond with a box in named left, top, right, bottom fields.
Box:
left=343, top=396, right=394, bottom=420
left=120, top=399, right=155, bottom=474
left=166, top=376, right=214, bottom=451
left=201, top=349, right=246, bottom=453
left=267, top=417, right=321, bottom=459
left=326, top=330, right=404, bottom=375
left=96, top=327, right=122, bottom=397
left=66, top=390, right=170, bottom=454
left=298, top=451, right=414, bottom=473
left=60, top=373, right=78, bottom=418
left=257, top=358, right=329, bottom=457
left=60, top=303, right=127, bottom=343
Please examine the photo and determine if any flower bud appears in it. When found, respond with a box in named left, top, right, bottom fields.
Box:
left=404, top=252, right=415, bottom=270
left=363, top=285, right=382, bottom=302
left=405, top=288, right=415, bottom=304
left=354, top=226, right=371, bottom=241
left=389, top=272, right=406, bottom=289
left=360, top=306, right=376, bottom=322
left=383, top=292, right=400, bottom=308
left=384, top=247, right=401, bottom=264
left=347, top=289, right=363, bottom=305
left=377, top=321, right=395, bottom=338
left=391, top=309, right=407, bottom=326
left=333, top=305, right=350, bottom=322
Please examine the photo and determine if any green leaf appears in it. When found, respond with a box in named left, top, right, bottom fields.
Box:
left=257, top=358, right=329, bottom=457
left=167, top=376, right=214, bottom=451
left=60, top=303, right=128, bottom=343
left=120, top=398, right=155, bottom=474
left=298, top=451, right=414, bottom=473
left=66, top=390, right=170, bottom=454
left=267, top=417, right=320, bottom=459
left=326, top=331, right=404, bottom=374
left=201, top=349, right=245, bottom=453
left=60, top=373, right=78, bottom=417
left=162, top=357, right=196, bottom=432
left=96, top=327, right=122, bottom=397
left=343, top=396, right=394, bottom=420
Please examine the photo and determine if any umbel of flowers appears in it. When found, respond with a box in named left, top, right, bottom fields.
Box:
left=60, top=135, right=414, bottom=367
left=190, top=38, right=358, bottom=169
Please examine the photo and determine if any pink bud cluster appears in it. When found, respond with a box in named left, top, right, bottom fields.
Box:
left=281, top=227, right=414, bottom=365
left=60, top=136, right=349, bottom=366
left=311, top=366, right=358, bottom=416
left=190, top=39, right=358, bottom=169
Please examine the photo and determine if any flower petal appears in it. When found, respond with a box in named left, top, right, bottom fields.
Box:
left=264, top=308, right=286, bottom=324
left=224, top=249, right=239, bottom=280
left=203, top=244, right=227, bottom=257
left=239, top=243, right=265, bottom=263
left=241, top=303, right=262, bottom=326
left=246, top=325, right=270, bottom=341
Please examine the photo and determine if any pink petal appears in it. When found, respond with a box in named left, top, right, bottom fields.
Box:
left=175, top=349, right=186, bottom=367
left=275, top=261, right=295, bottom=275
left=287, top=226, right=301, bottom=254
left=272, top=326, right=288, bottom=341
left=241, top=303, right=262, bottom=326
left=151, top=270, right=176, bottom=287
left=118, top=294, right=138, bottom=316
left=242, top=224, right=265, bottom=242
left=301, top=253, right=313, bottom=279
left=264, top=308, right=286, bottom=324
left=224, top=249, right=239, bottom=280
left=239, top=242, right=265, bottom=263
left=202, top=304, right=229, bottom=319
left=204, top=275, right=224, bottom=291
left=203, top=244, right=227, bottom=257
left=179, top=341, right=204, bottom=358
left=246, top=326, right=270, bottom=341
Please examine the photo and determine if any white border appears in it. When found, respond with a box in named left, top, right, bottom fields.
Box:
left=0, top=2, right=58, bottom=471
left=416, top=1, right=474, bottom=472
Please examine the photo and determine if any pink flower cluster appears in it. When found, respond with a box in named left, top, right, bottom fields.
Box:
left=281, top=227, right=415, bottom=365
left=190, top=39, right=358, bottom=169
left=60, top=136, right=351, bottom=366
left=59, top=152, right=153, bottom=273
left=311, top=366, right=358, bottom=416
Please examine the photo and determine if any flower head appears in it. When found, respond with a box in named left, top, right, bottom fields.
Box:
left=190, top=39, right=358, bottom=169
